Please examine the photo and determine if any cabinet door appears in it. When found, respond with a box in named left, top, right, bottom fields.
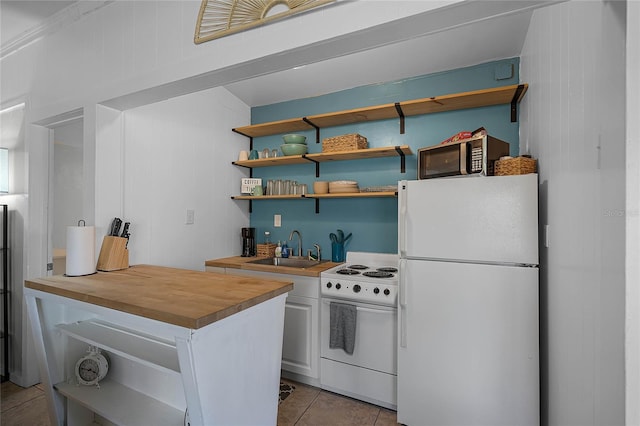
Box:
left=211, top=268, right=321, bottom=380
left=282, top=295, right=319, bottom=379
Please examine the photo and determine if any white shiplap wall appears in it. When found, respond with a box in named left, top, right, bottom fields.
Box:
left=520, top=1, right=626, bottom=425
left=96, top=86, right=251, bottom=271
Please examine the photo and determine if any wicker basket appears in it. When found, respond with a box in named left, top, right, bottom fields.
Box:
left=494, top=156, right=537, bottom=176
left=322, top=134, right=368, bottom=152
left=256, top=243, right=277, bottom=258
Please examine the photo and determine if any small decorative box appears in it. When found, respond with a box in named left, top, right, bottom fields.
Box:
left=241, top=178, right=262, bottom=194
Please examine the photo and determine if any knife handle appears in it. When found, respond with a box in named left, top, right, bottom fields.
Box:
left=121, top=222, right=130, bottom=238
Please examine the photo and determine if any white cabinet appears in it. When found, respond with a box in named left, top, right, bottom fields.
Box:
left=282, top=295, right=319, bottom=380
left=215, top=268, right=320, bottom=386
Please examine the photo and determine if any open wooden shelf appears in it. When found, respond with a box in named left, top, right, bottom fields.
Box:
left=233, top=155, right=308, bottom=168
left=306, top=192, right=397, bottom=199
left=232, top=194, right=304, bottom=200
left=232, top=84, right=528, bottom=138
left=233, top=145, right=412, bottom=169
left=232, top=192, right=396, bottom=200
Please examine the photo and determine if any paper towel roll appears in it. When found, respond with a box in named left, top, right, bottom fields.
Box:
left=66, top=225, right=96, bottom=276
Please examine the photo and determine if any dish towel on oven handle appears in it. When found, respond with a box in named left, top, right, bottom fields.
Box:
left=329, top=302, right=357, bottom=355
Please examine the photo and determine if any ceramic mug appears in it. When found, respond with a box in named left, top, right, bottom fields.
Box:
left=238, top=150, right=249, bottom=161
left=252, top=185, right=263, bottom=196
left=313, top=181, right=329, bottom=194
left=249, top=149, right=259, bottom=160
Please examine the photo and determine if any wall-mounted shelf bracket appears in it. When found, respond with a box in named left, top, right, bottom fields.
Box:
left=510, top=84, right=526, bottom=122
left=302, top=156, right=321, bottom=177
left=395, top=146, right=407, bottom=173
left=232, top=128, right=253, bottom=149
left=302, top=117, right=320, bottom=143
left=315, top=198, right=320, bottom=214
left=394, top=103, right=405, bottom=134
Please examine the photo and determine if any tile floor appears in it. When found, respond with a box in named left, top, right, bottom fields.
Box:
left=1, top=379, right=399, bottom=426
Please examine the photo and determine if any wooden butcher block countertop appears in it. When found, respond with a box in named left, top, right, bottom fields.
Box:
left=25, top=264, right=293, bottom=329
left=205, top=256, right=340, bottom=277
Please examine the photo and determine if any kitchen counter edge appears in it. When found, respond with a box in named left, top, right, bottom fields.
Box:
left=25, top=264, right=293, bottom=329
left=205, top=256, right=341, bottom=277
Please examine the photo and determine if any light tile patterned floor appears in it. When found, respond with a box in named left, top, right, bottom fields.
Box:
left=1, top=379, right=399, bottom=426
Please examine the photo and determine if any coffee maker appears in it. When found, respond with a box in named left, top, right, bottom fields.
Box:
left=241, top=227, right=256, bottom=257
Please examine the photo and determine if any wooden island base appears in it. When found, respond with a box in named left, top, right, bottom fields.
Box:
left=25, top=265, right=293, bottom=426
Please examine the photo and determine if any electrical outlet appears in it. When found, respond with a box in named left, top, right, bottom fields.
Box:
left=274, top=214, right=281, bottom=227
left=186, top=209, right=195, bottom=225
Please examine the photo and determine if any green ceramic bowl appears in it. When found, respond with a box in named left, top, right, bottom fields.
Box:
left=280, top=143, right=308, bottom=156
left=283, top=134, right=307, bottom=144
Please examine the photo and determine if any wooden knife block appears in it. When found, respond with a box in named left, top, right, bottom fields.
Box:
left=97, top=236, right=129, bottom=271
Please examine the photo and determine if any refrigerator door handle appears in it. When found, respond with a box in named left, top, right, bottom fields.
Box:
left=398, top=181, right=407, bottom=258
left=399, top=258, right=407, bottom=348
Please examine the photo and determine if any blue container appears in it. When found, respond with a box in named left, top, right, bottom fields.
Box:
left=331, top=242, right=345, bottom=263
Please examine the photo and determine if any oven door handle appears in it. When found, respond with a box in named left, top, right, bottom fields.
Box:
left=322, top=300, right=395, bottom=314
left=356, top=306, right=395, bottom=315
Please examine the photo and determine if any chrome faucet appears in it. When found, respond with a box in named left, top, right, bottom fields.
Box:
left=308, top=243, right=321, bottom=261
left=289, top=230, right=303, bottom=257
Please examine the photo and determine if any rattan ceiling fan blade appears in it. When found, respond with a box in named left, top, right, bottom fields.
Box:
left=194, top=0, right=335, bottom=44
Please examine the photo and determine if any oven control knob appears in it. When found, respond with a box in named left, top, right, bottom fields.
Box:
left=326, top=282, right=332, bottom=289
left=384, top=288, right=390, bottom=296
left=373, top=287, right=380, bottom=294
left=336, top=283, right=341, bottom=290
left=353, top=284, right=361, bottom=293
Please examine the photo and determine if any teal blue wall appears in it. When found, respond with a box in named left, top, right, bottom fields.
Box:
left=247, top=58, right=521, bottom=256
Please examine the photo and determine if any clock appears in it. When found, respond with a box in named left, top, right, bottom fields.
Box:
left=75, top=346, right=109, bottom=386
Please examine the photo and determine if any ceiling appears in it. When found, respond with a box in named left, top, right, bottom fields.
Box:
left=0, top=1, right=536, bottom=109
left=0, top=0, right=76, bottom=43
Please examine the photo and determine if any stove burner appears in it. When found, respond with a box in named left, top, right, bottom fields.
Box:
left=347, top=264, right=369, bottom=270
left=377, top=267, right=398, bottom=273
left=336, top=269, right=361, bottom=275
left=363, top=271, right=394, bottom=279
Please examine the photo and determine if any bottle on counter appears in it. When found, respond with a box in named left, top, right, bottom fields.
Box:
left=275, top=241, right=282, bottom=258
left=281, top=242, right=289, bottom=258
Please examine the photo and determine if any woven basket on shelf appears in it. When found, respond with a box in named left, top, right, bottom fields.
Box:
left=322, top=134, right=368, bottom=152
left=494, top=156, right=537, bottom=176
left=256, top=243, right=277, bottom=258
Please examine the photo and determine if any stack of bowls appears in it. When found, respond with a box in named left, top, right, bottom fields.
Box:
left=281, top=134, right=307, bottom=156
left=329, top=180, right=359, bottom=193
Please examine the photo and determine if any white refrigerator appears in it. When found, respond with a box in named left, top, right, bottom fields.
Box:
left=397, top=174, right=540, bottom=426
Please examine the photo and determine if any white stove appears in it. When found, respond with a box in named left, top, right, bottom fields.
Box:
left=320, top=251, right=399, bottom=409
left=321, top=251, right=398, bottom=307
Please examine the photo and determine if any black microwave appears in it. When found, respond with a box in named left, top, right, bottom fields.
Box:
left=417, top=135, right=510, bottom=179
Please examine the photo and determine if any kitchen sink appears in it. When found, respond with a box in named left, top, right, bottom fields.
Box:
left=247, top=257, right=327, bottom=268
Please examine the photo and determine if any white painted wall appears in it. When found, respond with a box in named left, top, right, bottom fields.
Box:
left=120, top=87, right=250, bottom=270
left=520, top=1, right=626, bottom=425
left=52, top=119, right=83, bottom=249
left=2, top=0, right=461, bottom=123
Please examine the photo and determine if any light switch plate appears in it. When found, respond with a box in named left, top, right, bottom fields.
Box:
left=274, top=214, right=281, bottom=227
left=186, top=209, right=195, bottom=225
